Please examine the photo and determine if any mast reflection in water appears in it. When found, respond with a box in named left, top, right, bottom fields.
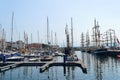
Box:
left=1, top=51, right=120, bottom=80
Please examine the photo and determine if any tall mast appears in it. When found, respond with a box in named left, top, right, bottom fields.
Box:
left=94, top=19, right=97, bottom=47
left=65, top=24, right=70, bottom=48
left=11, top=12, right=14, bottom=50
left=109, top=29, right=112, bottom=47
left=106, top=31, right=108, bottom=46
left=2, top=29, right=5, bottom=53
left=31, top=33, right=32, bottom=44
left=37, top=31, right=40, bottom=50
left=47, top=16, right=50, bottom=44
left=51, top=30, right=53, bottom=45
left=86, top=31, right=90, bottom=47
left=30, top=33, right=32, bottom=50
left=92, top=19, right=100, bottom=48
left=81, top=32, right=84, bottom=48
left=113, top=30, right=116, bottom=47
left=55, top=32, right=57, bottom=45
left=24, top=31, right=26, bottom=49
left=37, top=31, right=39, bottom=43
left=71, top=17, right=73, bottom=47
left=18, top=32, right=20, bottom=49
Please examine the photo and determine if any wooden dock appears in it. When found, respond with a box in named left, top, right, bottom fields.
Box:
left=75, top=59, right=87, bottom=73
left=40, top=60, right=55, bottom=72
left=0, top=60, right=87, bottom=74
left=39, top=59, right=87, bottom=73
left=0, top=62, right=22, bottom=72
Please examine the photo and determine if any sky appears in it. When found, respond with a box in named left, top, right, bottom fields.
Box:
left=0, top=0, right=120, bottom=47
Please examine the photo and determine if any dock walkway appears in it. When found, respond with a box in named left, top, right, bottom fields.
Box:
left=75, top=59, right=87, bottom=73
left=40, top=60, right=55, bottom=72
left=0, top=59, right=87, bottom=74
left=0, top=62, right=22, bottom=72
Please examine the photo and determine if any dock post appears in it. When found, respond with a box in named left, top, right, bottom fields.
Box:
left=63, top=55, right=67, bottom=63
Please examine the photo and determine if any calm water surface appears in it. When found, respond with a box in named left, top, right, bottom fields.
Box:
left=0, top=51, right=120, bottom=80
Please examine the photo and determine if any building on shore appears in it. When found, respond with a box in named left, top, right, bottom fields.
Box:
left=29, top=43, right=42, bottom=50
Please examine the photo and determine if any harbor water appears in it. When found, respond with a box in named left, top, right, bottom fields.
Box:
left=0, top=51, right=120, bottom=80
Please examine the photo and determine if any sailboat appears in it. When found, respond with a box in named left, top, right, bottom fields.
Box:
left=85, top=31, right=91, bottom=53
left=92, top=19, right=108, bottom=55
left=64, top=18, right=78, bottom=61
left=0, top=28, right=11, bottom=61
left=81, top=32, right=85, bottom=52
left=40, top=16, right=53, bottom=61
left=6, top=12, right=24, bottom=61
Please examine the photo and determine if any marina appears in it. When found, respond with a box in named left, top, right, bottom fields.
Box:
left=0, top=0, right=120, bottom=80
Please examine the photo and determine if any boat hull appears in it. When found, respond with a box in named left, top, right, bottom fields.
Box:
left=92, top=48, right=107, bottom=55
left=40, top=56, right=53, bottom=61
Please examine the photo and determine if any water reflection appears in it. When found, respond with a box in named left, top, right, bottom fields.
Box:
left=94, top=56, right=105, bottom=80
left=63, top=66, right=75, bottom=80
left=78, top=51, right=120, bottom=80
left=63, top=66, right=66, bottom=76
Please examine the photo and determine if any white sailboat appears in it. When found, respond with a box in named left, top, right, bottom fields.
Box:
left=7, top=12, right=24, bottom=61
left=40, top=16, right=53, bottom=61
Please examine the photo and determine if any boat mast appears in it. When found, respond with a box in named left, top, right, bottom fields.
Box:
left=65, top=24, right=70, bottom=48
left=30, top=33, right=32, bottom=51
left=37, top=31, right=39, bottom=44
left=55, top=32, right=57, bottom=46
left=2, top=29, right=5, bottom=53
left=18, top=32, right=20, bottom=49
left=107, top=29, right=116, bottom=48
left=81, top=32, right=84, bottom=48
left=113, top=30, right=116, bottom=47
left=106, top=31, right=109, bottom=46
left=97, top=22, right=100, bottom=47
left=11, top=12, right=14, bottom=51
left=94, top=19, right=98, bottom=47
left=86, top=31, right=90, bottom=48
left=92, top=19, right=100, bottom=48
left=37, top=31, right=40, bottom=50
left=47, top=16, right=50, bottom=45
left=30, top=33, right=33, bottom=51
left=23, top=31, right=26, bottom=52
left=51, top=30, right=53, bottom=45
left=109, top=29, right=112, bottom=47
left=71, top=17, right=73, bottom=48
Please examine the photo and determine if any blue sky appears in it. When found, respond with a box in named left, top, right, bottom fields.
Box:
left=0, top=0, right=120, bottom=47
